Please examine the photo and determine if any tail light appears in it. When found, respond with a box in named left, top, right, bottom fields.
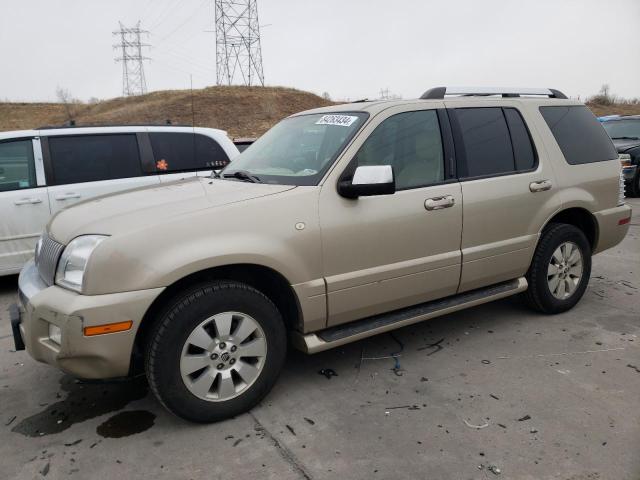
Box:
left=618, top=154, right=628, bottom=206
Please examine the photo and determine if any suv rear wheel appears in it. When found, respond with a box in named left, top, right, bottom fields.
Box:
left=525, top=224, right=592, bottom=314
left=145, top=281, right=287, bottom=423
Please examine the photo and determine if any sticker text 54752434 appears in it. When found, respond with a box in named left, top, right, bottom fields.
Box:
left=315, top=115, right=359, bottom=127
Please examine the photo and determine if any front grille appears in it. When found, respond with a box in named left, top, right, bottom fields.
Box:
left=35, top=233, right=65, bottom=286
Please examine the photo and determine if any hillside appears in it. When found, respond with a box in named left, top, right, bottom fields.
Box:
left=1, top=86, right=639, bottom=138
left=0, top=86, right=333, bottom=138
left=585, top=102, right=640, bottom=118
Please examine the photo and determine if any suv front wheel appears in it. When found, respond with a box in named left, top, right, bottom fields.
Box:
left=145, top=280, right=287, bottom=423
left=525, top=224, right=592, bottom=314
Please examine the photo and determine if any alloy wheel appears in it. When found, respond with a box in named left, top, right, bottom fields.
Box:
left=547, top=241, right=583, bottom=300
left=180, top=312, right=267, bottom=402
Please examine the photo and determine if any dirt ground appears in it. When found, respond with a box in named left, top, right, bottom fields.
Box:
left=0, top=198, right=638, bottom=480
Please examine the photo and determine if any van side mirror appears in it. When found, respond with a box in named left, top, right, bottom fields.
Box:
left=338, top=165, right=396, bottom=199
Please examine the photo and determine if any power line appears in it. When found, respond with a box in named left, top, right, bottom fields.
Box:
left=113, top=21, right=151, bottom=96
left=155, top=0, right=209, bottom=44
left=214, top=0, right=265, bottom=86
left=148, top=0, right=190, bottom=30
left=155, top=50, right=215, bottom=76
left=138, top=0, right=160, bottom=24
left=154, top=42, right=216, bottom=72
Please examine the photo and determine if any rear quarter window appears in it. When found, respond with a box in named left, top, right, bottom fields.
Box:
left=539, top=105, right=617, bottom=165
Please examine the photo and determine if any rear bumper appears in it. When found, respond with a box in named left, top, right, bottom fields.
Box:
left=593, top=204, right=633, bottom=254
left=17, top=260, right=164, bottom=379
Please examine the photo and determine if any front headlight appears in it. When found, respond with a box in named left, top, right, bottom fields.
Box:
left=55, top=235, right=107, bottom=293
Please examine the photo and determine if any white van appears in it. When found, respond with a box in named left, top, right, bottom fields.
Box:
left=0, top=125, right=239, bottom=275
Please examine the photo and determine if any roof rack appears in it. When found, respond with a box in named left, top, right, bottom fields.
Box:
left=37, top=121, right=192, bottom=130
left=420, top=86, right=568, bottom=100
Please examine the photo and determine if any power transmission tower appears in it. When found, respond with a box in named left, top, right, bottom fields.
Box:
left=113, top=21, right=150, bottom=96
left=214, top=0, right=265, bottom=86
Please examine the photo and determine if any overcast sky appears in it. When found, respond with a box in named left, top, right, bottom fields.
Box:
left=1, top=0, right=639, bottom=103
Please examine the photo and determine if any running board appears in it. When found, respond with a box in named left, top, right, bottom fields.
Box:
left=292, top=278, right=528, bottom=354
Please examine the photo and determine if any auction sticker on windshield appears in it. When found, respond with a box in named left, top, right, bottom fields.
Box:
left=316, top=115, right=359, bottom=127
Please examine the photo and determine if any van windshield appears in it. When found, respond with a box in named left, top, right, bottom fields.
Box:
left=221, top=112, right=368, bottom=186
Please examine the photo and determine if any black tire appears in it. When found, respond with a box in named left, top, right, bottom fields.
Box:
left=625, top=172, right=640, bottom=198
left=145, top=280, right=287, bottom=423
left=525, top=224, right=592, bottom=314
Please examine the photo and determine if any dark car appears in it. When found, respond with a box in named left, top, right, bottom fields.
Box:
left=601, top=115, right=640, bottom=196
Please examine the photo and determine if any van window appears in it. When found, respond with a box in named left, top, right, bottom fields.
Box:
left=149, top=132, right=230, bottom=172
left=48, top=134, right=142, bottom=185
left=352, top=110, right=444, bottom=190
left=0, top=139, right=36, bottom=192
left=453, top=108, right=514, bottom=178
left=195, top=134, right=231, bottom=169
left=540, top=106, right=617, bottom=165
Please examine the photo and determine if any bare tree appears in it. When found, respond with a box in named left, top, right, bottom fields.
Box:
left=322, top=91, right=331, bottom=101
left=56, top=86, right=79, bottom=124
left=588, top=84, right=616, bottom=106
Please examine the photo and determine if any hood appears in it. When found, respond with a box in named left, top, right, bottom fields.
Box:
left=613, top=138, right=640, bottom=153
left=49, top=177, right=295, bottom=244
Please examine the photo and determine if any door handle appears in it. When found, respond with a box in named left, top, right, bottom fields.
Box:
left=55, top=193, right=81, bottom=200
left=425, top=195, right=455, bottom=211
left=529, top=180, right=552, bottom=193
left=13, top=197, right=43, bottom=205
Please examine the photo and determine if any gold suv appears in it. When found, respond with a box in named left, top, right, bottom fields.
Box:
left=11, top=87, right=632, bottom=422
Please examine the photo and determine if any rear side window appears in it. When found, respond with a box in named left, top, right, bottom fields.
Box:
left=540, top=105, right=617, bottom=165
left=48, top=134, right=142, bottom=185
left=504, top=108, right=536, bottom=171
left=0, top=139, right=36, bottom=192
left=149, top=132, right=230, bottom=172
left=452, top=107, right=537, bottom=178
left=453, top=108, right=514, bottom=177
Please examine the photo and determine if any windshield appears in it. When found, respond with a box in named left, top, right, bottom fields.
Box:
left=221, top=112, right=368, bottom=185
left=602, top=119, right=640, bottom=140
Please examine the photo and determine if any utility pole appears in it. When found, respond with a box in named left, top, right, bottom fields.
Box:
left=379, top=88, right=391, bottom=100
left=214, top=0, right=265, bottom=86
left=113, top=21, right=150, bottom=96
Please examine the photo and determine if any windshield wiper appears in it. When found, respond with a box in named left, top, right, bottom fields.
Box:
left=612, top=136, right=640, bottom=140
left=222, top=170, right=261, bottom=183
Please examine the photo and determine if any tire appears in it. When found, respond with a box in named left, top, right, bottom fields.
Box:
left=145, top=280, right=287, bottom=423
left=625, top=172, right=640, bottom=198
left=525, top=223, right=592, bottom=314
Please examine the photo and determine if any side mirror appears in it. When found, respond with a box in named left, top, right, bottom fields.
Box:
left=338, top=165, right=396, bottom=199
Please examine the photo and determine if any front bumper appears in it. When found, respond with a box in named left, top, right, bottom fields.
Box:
left=622, top=164, right=637, bottom=182
left=15, top=260, right=164, bottom=379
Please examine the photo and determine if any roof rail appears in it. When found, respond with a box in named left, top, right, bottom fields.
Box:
left=420, top=86, right=568, bottom=100
left=36, top=122, right=193, bottom=130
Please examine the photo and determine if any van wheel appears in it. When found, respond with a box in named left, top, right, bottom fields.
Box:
left=525, top=224, right=592, bottom=314
left=145, top=281, right=286, bottom=423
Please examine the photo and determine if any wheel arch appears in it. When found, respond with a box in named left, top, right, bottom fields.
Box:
left=539, top=207, right=599, bottom=251
left=129, top=263, right=302, bottom=375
